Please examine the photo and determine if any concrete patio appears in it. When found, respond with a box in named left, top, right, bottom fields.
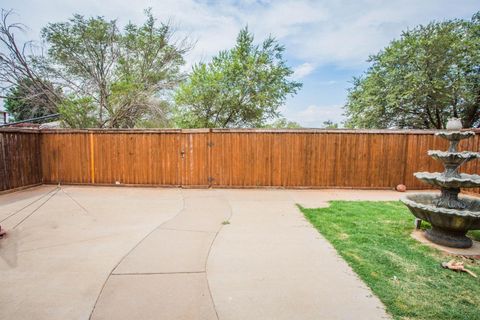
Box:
left=0, top=186, right=405, bottom=320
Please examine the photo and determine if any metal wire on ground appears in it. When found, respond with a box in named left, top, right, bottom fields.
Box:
left=12, top=187, right=60, bottom=229
left=0, top=186, right=60, bottom=224
left=61, top=187, right=89, bottom=214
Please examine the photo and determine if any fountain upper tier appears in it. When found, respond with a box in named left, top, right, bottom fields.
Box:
left=428, top=150, right=480, bottom=167
left=415, top=172, right=480, bottom=188
left=435, top=131, right=475, bottom=141
left=428, top=150, right=480, bottom=178
left=436, top=131, right=475, bottom=152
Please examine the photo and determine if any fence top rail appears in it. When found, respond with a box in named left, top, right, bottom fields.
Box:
left=210, top=128, right=442, bottom=134
left=0, top=127, right=478, bottom=135
left=0, top=128, right=41, bottom=134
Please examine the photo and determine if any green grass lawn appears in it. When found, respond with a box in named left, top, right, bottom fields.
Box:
left=300, top=201, right=480, bottom=320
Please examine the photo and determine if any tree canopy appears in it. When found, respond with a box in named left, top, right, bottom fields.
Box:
left=345, top=12, right=480, bottom=129
left=4, top=78, right=60, bottom=121
left=0, top=9, right=190, bottom=127
left=40, top=9, right=190, bottom=128
left=2, top=12, right=302, bottom=128
left=173, top=27, right=302, bottom=128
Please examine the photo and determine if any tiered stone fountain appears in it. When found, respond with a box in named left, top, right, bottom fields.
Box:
left=401, top=128, right=480, bottom=248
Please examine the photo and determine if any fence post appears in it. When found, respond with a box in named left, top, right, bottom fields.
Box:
left=89, top=132, right=95, bottom=184
left=401, top=133, right=409, bottom=186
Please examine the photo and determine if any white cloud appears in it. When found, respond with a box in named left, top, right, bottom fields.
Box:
left=287, top=104, right=345, bottom=128
left=281, top=0, right=478, bottom=67
left=2, top=0, right=478, bottom=119
left=4, top=0, right=477, bottom=68
left=292, top=62, right=316, bottom=79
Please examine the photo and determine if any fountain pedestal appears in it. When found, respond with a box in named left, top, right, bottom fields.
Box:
left=401, top=131, right=480, bottom=248
left=425, top=226, right=472, bottom=248
left=434, top=188, right=464, bottom=209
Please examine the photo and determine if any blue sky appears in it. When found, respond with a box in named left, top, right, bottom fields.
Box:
left=1, top=0, right=479, bottom=127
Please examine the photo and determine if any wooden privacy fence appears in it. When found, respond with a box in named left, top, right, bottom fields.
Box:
left=0, top=130, right=42, bottom=191
left=2, top=128, right=480, bottom=193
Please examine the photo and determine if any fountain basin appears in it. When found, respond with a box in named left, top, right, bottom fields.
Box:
left=401, top=193, right=480, bottom=248
left=414, top=172, right=480, bottom=188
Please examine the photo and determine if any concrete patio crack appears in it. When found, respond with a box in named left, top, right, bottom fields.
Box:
left=204, top=191, right=234, bottom=320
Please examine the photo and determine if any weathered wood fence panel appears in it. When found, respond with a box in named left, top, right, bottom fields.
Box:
left=91, top=132, right=181, bottom=185
left=41, top=132, right=91, bottom=184
left=40, top=130, right=212, bottom=187
left=0, top=131, right=42, bottom=192
left=209, top=130, right=451, bottom=189
left=2, top=128, right=480, bottom=192
left=41, top=131, right=183, bottom=186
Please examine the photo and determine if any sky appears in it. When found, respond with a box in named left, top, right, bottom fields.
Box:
left=1, top=0, right=479, bottom=127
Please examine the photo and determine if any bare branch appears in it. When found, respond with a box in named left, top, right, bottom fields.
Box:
left=0, top=9, right=62, bottom=113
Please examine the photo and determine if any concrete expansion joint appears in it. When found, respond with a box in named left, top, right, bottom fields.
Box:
left=111, top=271, right=206, bottom=276
left=88, top=189, right=188, bottom=320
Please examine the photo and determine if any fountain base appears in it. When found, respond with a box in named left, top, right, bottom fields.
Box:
left=425, top=226, right=472, bottom=248
left=401, top=193, right=480, bottom=249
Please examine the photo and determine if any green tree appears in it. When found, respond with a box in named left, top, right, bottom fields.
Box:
left=4, top=78, right=60, bottom=121
left=41, top=9, right=190, bottom=128
left=58, top=96, right=96, bottom=128
left=262, top=118, right=302, bottom=129
left=345, top=12, right=480, bottom=129
left=321, top=120, right=339, bottom=129
left=174, top=27, right=302, bottom=128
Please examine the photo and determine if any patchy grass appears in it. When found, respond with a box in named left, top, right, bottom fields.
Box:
left=469, top=230, right=480, bottom=241
left=300, top=201, right=480, bottom=320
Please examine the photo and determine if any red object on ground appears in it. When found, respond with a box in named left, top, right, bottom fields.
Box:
left=396, top=184, right=407, bottom=192
left=0, top=225, right=6, bottom=238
